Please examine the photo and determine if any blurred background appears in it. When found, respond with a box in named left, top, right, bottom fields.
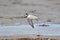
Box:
left=0, top=0, right=60, bottom=25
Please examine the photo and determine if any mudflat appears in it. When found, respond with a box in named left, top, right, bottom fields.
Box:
left=0, top=0, right=60, bottom=25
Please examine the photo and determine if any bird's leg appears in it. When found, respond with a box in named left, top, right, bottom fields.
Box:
left=31, top=19, right=34, bottom=28
left=27, top=19, right=34, bottom=28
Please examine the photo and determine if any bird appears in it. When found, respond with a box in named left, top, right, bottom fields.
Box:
left=4, top=10, right=39, bottom=28
left=24, top=13, right=40, bottom=28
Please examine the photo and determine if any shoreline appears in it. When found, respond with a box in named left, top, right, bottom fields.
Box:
left=0, top=35, right=60, bottom=40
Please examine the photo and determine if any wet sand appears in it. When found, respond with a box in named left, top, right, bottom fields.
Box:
left=0, top=35, right=60, bottom=40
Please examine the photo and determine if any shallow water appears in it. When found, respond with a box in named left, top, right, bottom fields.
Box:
left=0, top=23, right=60, bottom=36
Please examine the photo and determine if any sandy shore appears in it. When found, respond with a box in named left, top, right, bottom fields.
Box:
left=0, top=35, right=60, bottom=40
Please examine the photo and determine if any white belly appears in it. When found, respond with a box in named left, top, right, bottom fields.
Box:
left=27, top=15, right=38, bottom=19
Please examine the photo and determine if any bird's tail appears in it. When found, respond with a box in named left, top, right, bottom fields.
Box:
left=36, top=18, right=40, bottom=21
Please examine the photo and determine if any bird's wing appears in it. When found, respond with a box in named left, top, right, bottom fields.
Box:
left=27, top=19, right=34, bottom=28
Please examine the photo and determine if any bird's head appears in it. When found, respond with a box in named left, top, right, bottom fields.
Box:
left=26, top=13, right=28, bottom=15
left=25, top=13, right=28, bottom=18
